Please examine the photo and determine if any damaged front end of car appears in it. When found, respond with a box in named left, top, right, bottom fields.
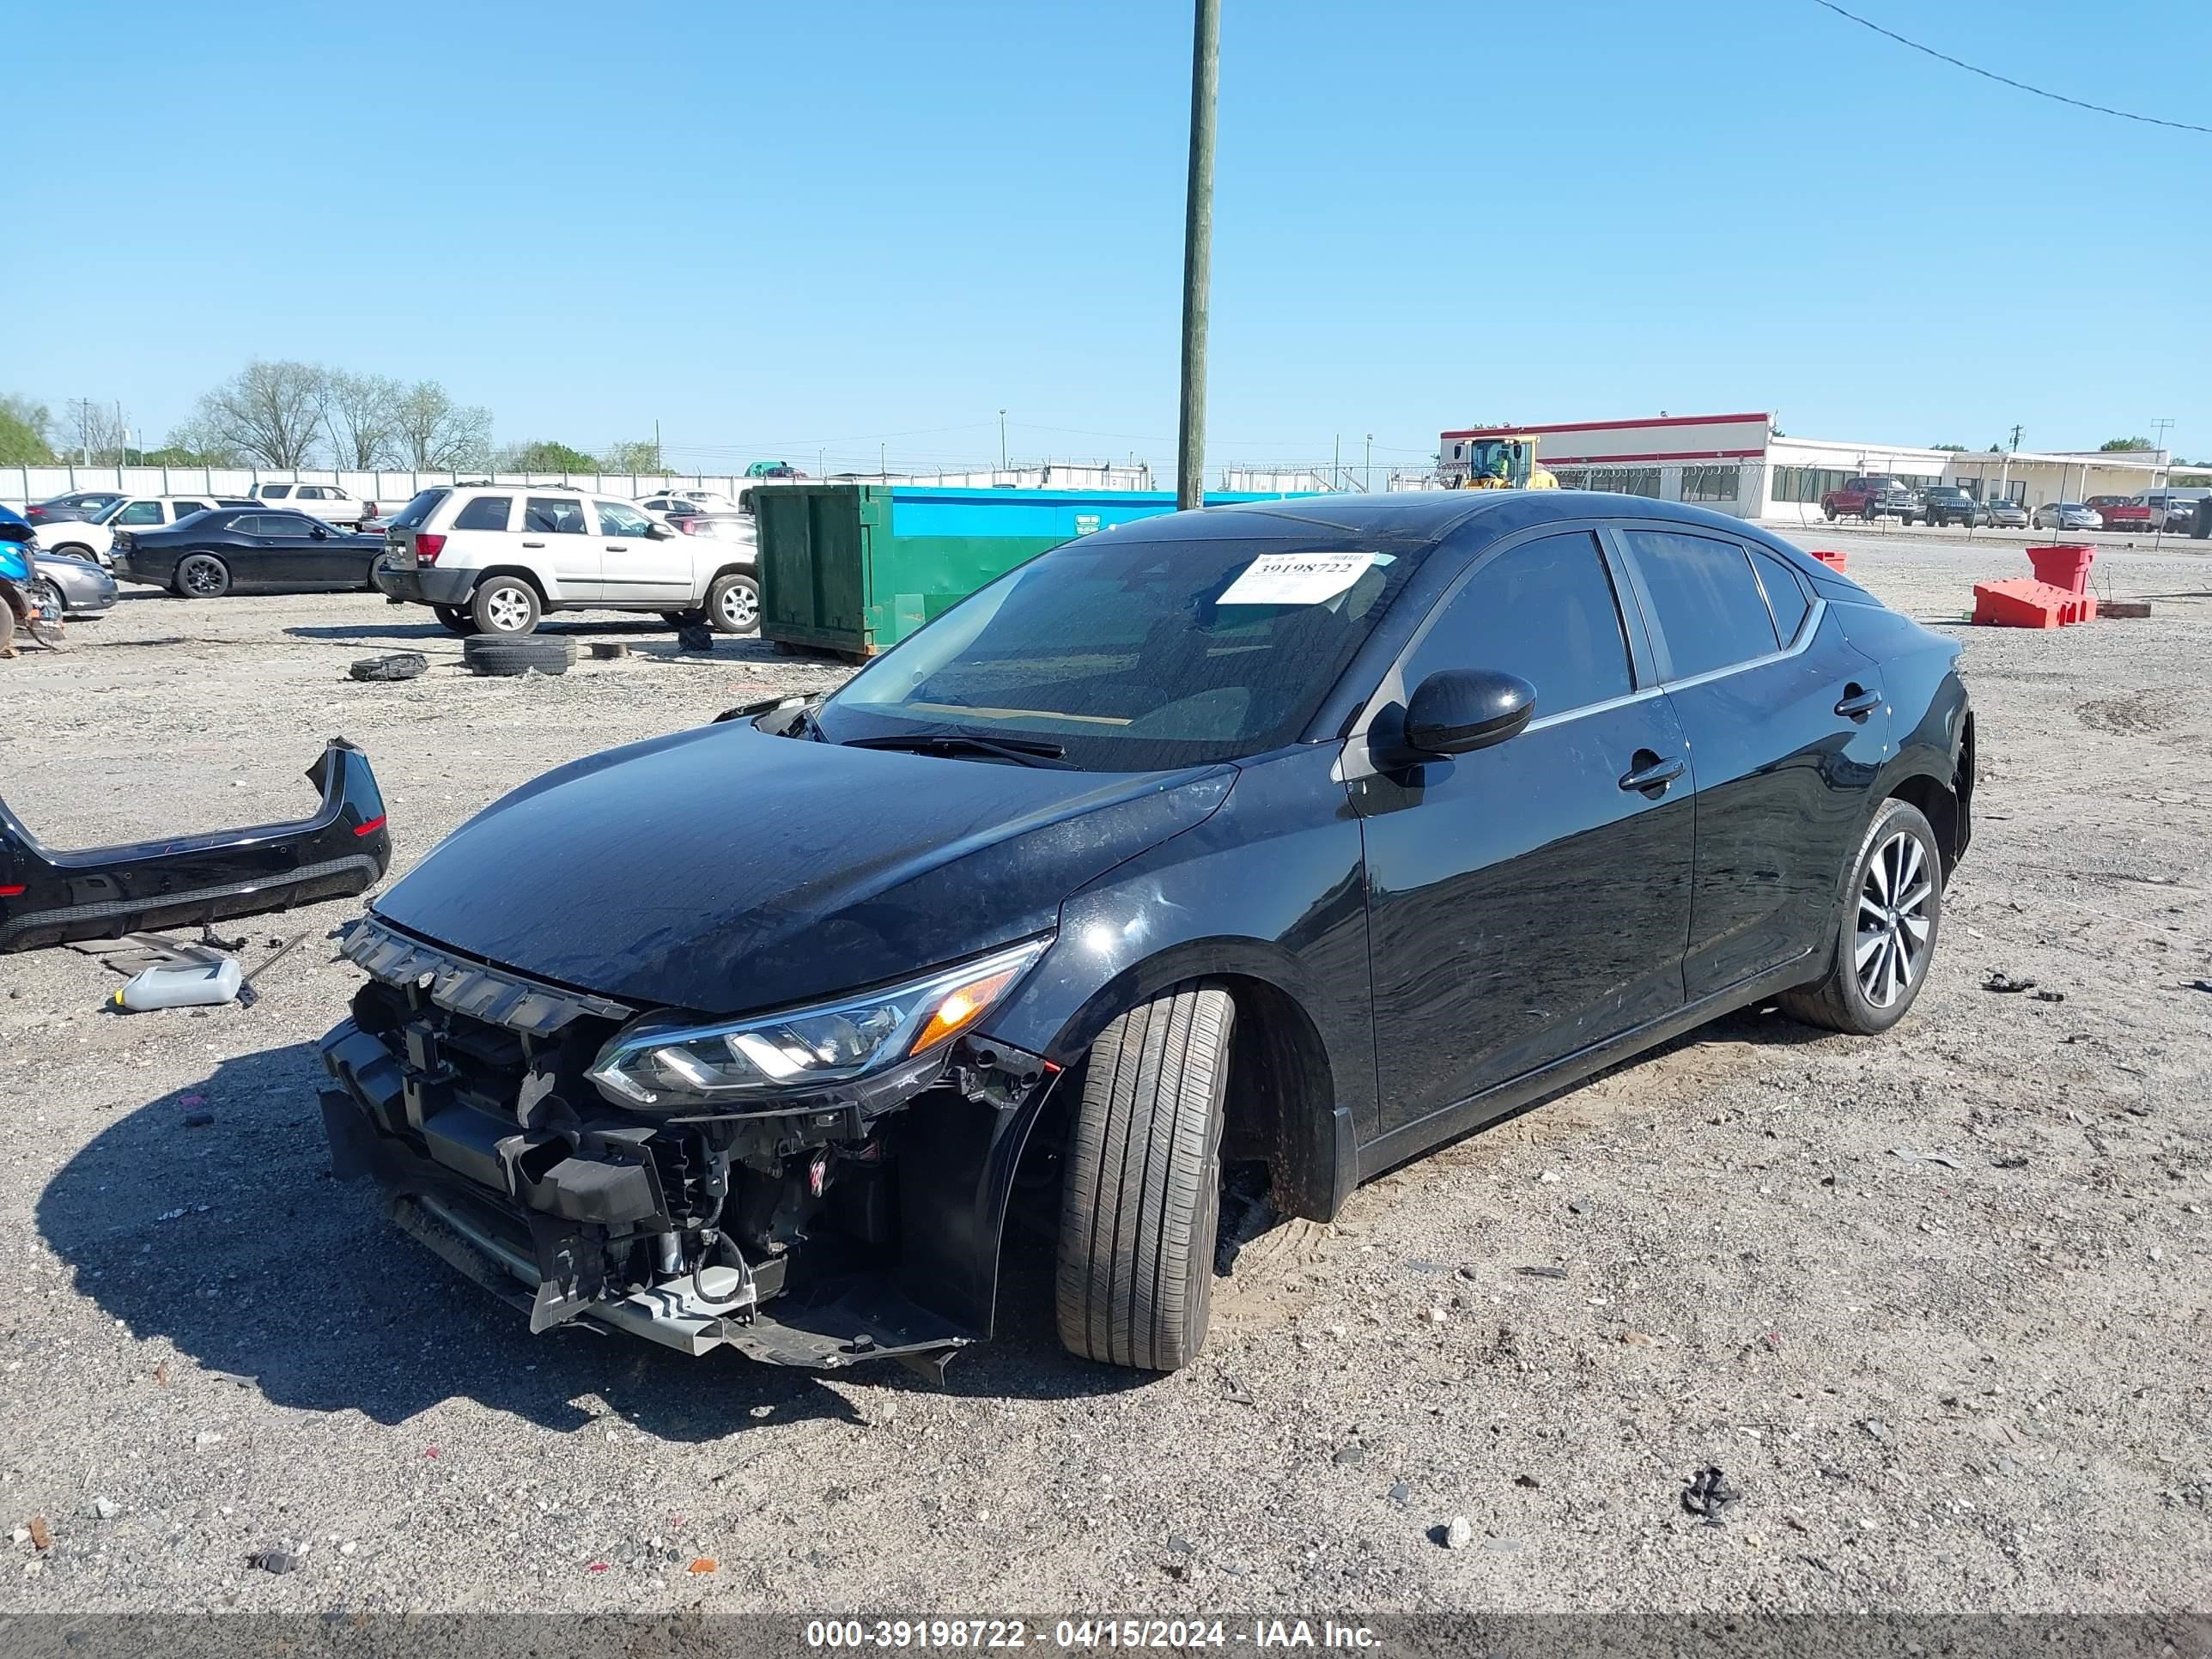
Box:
left=316, top=915, right=1062, bottom=1376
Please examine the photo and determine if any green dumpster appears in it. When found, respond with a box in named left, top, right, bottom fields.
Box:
left=755, top=483, right=1304, bottom=659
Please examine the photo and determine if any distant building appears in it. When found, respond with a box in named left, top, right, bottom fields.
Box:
left=1437, top=413, right=2175, bottom=521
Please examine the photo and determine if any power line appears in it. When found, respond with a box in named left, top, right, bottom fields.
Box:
left=1806, top=0, right=2212, bottom=135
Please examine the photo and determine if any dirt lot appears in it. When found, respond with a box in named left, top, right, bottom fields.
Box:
left=0, top=531, right=2206, bottom=1614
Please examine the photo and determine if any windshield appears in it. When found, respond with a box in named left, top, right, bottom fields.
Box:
left=819, top=526, right=1419, bottom=770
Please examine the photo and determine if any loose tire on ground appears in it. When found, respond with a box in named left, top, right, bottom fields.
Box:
left=1054, top=981, right=1236, bottom=1372
left=174, top=554, right=231, bottom=599
left=1781, top=798, right=1943, bottom=1036
left=461, top=635, right=576, bottom=678
left=433, top=605, right=478, bottom=636
left=470, top=576, right=541, bottom=635
left=705, top=572, right=760, bottom=635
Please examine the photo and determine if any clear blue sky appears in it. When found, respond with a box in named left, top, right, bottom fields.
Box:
left=8, top=0, right=2208, bottom=475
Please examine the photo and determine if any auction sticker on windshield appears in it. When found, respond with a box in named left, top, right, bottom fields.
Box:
left=1217, top=551, right=1382, bottom=606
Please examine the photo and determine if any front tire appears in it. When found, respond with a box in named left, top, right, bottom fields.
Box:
left=1054, top=982, right=1235, bottom=1372
left=1782, top=799, right=1943, bottom=1036
left=174, top=554, right=231, bottom=599
left=705, top=571, right=759, bottom=635
left=470, top=576, right=540, bottom=635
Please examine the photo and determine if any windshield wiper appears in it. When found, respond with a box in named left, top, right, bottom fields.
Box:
left=842, top=732, right=1073, bottom=769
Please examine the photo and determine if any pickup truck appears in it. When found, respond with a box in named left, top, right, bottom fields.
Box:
left=2083, top=495, right=2153, bottom=533
left=248, top=482, right=375, bottom=529
left=1821, top=476, right=1923, bottom=523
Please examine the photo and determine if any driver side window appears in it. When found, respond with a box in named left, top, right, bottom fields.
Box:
left=1399, top=532, right=1634, bottom=720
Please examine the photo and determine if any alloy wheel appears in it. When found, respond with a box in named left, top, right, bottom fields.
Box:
left=717, top=582, right=757, bottom=629
left=483, top=586, right=532, bottom=632
left=1855, top=830, right=1932, bottom=1008
left=181, top=557, right=226, bottom=597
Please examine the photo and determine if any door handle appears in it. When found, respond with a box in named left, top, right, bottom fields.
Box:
left=605, top=544, right=626, bottom=550
left=1834, top=684, right=1882, bottom=720
left=1618, top=751, right=1685, bottom=793
left=521, top=540, right=546, bottom=548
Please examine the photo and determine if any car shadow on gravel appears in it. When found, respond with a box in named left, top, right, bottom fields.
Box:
left=38, top=1041, right=1146, bottom=1438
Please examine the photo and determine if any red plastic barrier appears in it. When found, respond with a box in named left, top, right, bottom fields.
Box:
left=2025, top=543, right=2094, bottom=596
left=1972, top=579, right=2096, bottom=629
left=1808, top=549, right=1848, bottom=571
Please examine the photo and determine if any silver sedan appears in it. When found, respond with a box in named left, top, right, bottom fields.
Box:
left=32, top=550, right=119, bottom=617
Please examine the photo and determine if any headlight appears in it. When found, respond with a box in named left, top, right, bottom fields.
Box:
left=585, top=937, right=1050, bottom=1110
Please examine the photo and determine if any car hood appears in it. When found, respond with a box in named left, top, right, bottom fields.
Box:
left=372, top=721, right=1235, bottom=1016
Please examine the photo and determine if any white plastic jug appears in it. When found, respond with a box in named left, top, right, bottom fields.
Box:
left=111, top=958, right=243, bottom=1012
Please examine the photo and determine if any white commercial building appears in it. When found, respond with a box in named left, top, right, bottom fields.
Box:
left=1437, top=413, right=2185, bottom=525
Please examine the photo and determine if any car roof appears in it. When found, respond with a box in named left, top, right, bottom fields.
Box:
left=1174, top=488, right=1778, bottom=545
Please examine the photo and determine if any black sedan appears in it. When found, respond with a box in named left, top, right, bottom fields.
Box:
left=110, top=507, right=386, bottom=597
left=316, top=491, right=1972, bottom=1376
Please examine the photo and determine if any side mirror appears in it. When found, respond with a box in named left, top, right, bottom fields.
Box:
left=646, top=523, right=672, bottom=540
left=1403, top=668, right=1536, bottom=757
left=311, top=526, right=329, bottom=538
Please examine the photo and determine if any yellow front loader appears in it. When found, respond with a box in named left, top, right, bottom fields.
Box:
left=1451, top=434, right=1559, bottom=490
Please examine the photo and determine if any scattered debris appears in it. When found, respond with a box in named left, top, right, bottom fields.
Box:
left=1983, top=971, right=2038, bottom=994
left=348, top=652, right=428, bottom=683
left=2031, top=988, right=2067, bottom=1004
left=1620, top=1330, right=1658, bottom=1347
left=1991, top=1155, right=2029, bottom=1170
left=1166, top=1534, right=1195, bottom=1557
left=1514, top=1474, right=1541, bottom=1489
left=1443, top=1516, right=1474, bottom=1550
left=1682, top=1468, right=1741, bottom=1525
left=687, top=1557, right=718, bottom=1573
left=1890, top=1146, right=1962, bottom=1170
left=240, top=931, right=310, bottom=994
left=1861, top=1418, right=1890, bottom=1441
left=586, top=1561, right=610, bottom=1573
left=1516, top=1266, right=1570, bottom=1280
left=111, top=956, right=243, bottom=1012
left=27, top=1516, right=52, bottom=1552
left=1425, top=1306, right=1448, bottom=1326
left=2185, top=980, right=2212, bottom=995
left=193, top=1431, right=223, bottom=1449
left=152, top=1362, right=168, bottom=1388
left=675, top=620, right=716, bottom=653
left=589, top=642, right=630, bottom=660
left=1220, top=1375, right=1255, bottom=1407
left=1333, top=1443, right=1367, bottom=1467
left=88, top=1497, right=118, bottom=1521
left=250, top=1548, right=301, bottom=1575
left=1389, top=1482, right=1411, bottom=1507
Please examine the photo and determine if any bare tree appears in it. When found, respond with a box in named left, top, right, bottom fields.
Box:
left=65, top=398, right=132, bottom=465
left=322, top=371, right=404, bottom=469
left=191, top=361, right=328, bottom=468
left=392, top=381, right=492, bottom=470
left=601, top=439, right=663, bottom=475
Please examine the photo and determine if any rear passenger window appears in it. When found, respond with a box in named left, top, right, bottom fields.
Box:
left=1401, top=531, right=1633, bottom=718
left=172, top=501, right=209, bottom=516
left=525, top=496, right=587, bottom=534
left=261, top=485, right=291, bottom=499
left=1620, top=530, right=1780, bottom=680
left=1749, top=549, right=1810, bottom=644
left=453, top=495, right=513, bottom=532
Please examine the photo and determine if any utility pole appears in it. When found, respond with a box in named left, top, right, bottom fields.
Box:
left=1175, top=0, right=1220, bottom=510
left=2151, top=417, right=2174, bottom=547
left=1999, top=423, right=2022, bottom=505
left=999, top=410, right=1007, bottom=472
left=1333, top=434, right=1340, bottom=493
left=1364, top=432, right=1373, bottom=495
left=653, top=418, right=661, bottom=474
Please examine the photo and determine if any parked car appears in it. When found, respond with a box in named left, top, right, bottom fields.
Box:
left=639, top=490, right=741, bottom=516
left=110, top=507, right=386, bottom=597
left=744, top=460, right=801, bottom=479
left=1980, top=497, right=2029, bottom=529
left=1916, top=486, right=1989, bottom=528
left=2083, top=495, right=2153, bottom=534
left=31, top=494, right=256, bottom=566
left=1820, top=476, right=1922, bottom=522
left=2032, top=501, right=2104, bottom=532
left=0, top=505, right=118, bottom=617
left=672, top=512, right=756, bottom=545
left=317, top=490, right=1973, bottom=1375
left=248, top=482, right=375, bottom=529
left=23, top=489, right=126, bottom=526
left=2142, top=489, right=2209, bottom=532
left=372, top=485, right=760, bottom=636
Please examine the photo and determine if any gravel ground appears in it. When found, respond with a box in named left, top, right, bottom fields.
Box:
left=0, top=534, right=2207, bottom=1614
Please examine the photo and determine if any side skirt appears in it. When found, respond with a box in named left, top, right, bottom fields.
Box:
left=1354, top=953, right=1815, bottom=1182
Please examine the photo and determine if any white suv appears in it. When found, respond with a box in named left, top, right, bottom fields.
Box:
left=249, top=482, right=374, bottom=527
left=33, top=494, right=253, bottom=566
left=371, top=485, right=761, bottom=636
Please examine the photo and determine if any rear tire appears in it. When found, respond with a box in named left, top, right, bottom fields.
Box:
left=1054, top=982, right=1236, bottom=1372
left=174, top=555, right=230, bottom=599
left=53, top=542, right=97, bottom=562
left=434, top=605, right=478, bottom=636
left=470, top=576, right=540, bottom=635
left=1781, top=799, right=1943, bottom=1036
